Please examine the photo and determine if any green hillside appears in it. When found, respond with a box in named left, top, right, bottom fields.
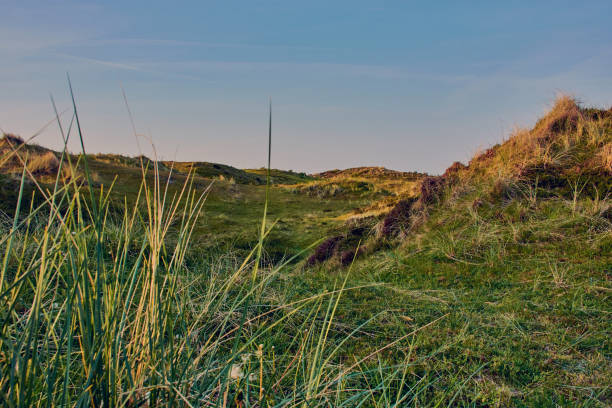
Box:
left=298, top=97, right=612, bottom=405
left=0, top=97, right=610, bottom=406
left=245, top=167, right=316, bottom=184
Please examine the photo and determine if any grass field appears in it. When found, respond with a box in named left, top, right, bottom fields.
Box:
left=0, top=97, right=610, bottom=407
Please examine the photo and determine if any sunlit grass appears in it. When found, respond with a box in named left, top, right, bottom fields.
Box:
left=0, top=85, right=444, bottom=407
left=1, top=90, right=610, bottom=407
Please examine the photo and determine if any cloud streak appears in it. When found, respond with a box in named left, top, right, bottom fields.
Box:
left=51, top=55, right=476, bottom=83
left=52, top=53, right=207, bottom=82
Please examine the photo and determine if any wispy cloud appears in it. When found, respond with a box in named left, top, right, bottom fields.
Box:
left=26, top=47, right=478, bottom=84
left=117, top=59, right=476, bottom=82
left=72, top=37, right=337, bottom=52
left=55, top=53, right=143, bottom=71
left=53, top=53, right=206, bottom=81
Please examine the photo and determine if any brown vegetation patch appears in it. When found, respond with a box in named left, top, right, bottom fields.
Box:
left=381, top=198, right=416, bottom=236
left=349, top=226, right=366, bottom=237
left=489, top=179, right=515, bottom=201
left=472, top=198, right=484, bottom=210
left=1, top=133, right=24, bottom=147
left=306, top=222, right=371, bottom=267
left=340, top=246, right=364, bottom=266
left=29, top=152, right=60, bottom=176
left=583, top=108, right=612, bottom=121
left=443, top=161, right=466, bottom=179
left=469, top=144, right=500, bottom=167
left=307, top=236, right=343, bottom=266
left=532, top=96, right=581, bottom=143
left=597, top=143, right=612, bottom=174
left=418, top=176, right=447, bottom=205
left=601, top=206, right=612, bottom=222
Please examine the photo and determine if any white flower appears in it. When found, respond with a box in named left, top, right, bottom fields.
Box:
left=230, top=364, right=243, bottom=380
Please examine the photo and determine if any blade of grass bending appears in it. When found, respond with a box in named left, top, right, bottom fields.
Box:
left=49, top=94, right=71, bottom=203
left=121, top=85, right=144, bottom=155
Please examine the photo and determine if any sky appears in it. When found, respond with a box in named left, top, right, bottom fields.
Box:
left=2, top=1, right=612, bottom=174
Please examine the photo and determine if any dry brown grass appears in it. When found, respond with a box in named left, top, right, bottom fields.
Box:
left=1, top=134, right=62, bottom=177
left=532, top=95, right=582, bottom=141
left=370, top=96, right=612, bottom=238
left=596, top=142, right=612, bottom=174
left=0, top=134, right=78, bottom=181
left=456, top=96, right=612, bottom=184
left=28, top=151, right=60, bottom=175
left=1, top=133, right=24, bottom=147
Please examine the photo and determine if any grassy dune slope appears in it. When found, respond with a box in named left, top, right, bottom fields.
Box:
left=300, top=97, right=611, bottom=405
left=0, top=97, right=610, bottom=407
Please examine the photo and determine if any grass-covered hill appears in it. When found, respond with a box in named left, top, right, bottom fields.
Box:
left=0, top=134, right=318, bottom=187
left=245, top=167, right=316, bottom=184
left=170, top=161, right=265, bottom=184
left=300, top=96, right=611, bottom=405
left=315, top=166, right=424, bottom=181
left=284, top=167, right=427, bottom=228
left=0, top=97, right=610, bottom=407
left=291, top=166, right=425, bottom=207
left=0, top=133, right=391, bottom=259
left=306, top=96, right=611, bottom=265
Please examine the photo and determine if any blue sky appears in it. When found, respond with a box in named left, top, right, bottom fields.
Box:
left=2, top=1, right=612, bottom=173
